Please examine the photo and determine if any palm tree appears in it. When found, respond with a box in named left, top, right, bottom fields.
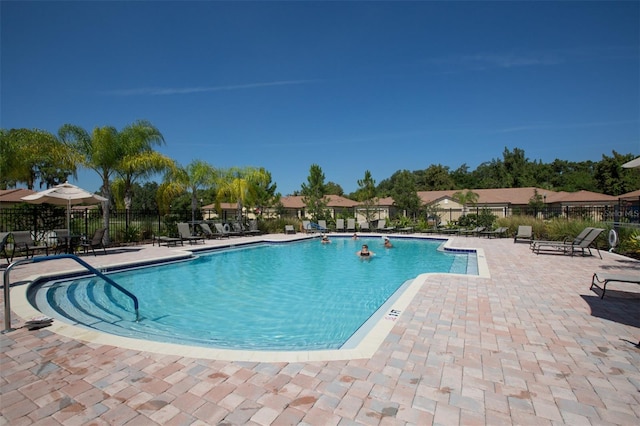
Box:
left=0, top=128, right=77, bottom=189
left=59, top=124, right=120, bottom=242
left=60, top=120, right=167, bottom=243
left=452, top=189, right=479, bottom=215
left=159, top=160, right=218, bottom=223
left=216, top=167, right=270, bottom=223
left=116, top=120, right=172, bottom=211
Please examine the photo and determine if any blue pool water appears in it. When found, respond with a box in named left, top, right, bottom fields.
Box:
left=30, top=237, right=476, bottom=350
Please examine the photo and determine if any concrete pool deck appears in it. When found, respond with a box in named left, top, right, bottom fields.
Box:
left=1, top=233, right=639, bottom=424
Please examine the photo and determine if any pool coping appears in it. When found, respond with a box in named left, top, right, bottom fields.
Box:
left=8, top=234, right=489, bottom=362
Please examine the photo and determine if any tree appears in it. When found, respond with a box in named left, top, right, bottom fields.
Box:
left=159, top=160, right=218, bottom=222
left=0, top=128, right=77, bottom=189
left=216, top=167, right=271, bottom=223
left=250, top=168, right=278, bottom=218
left=502, top=147, right=534, bottom=187
left=324, top=181, right=344, bottom=196
left=356, top=170, right=378, bottom=224
left=452, top=189, right=479, bottom=215
left=390, top=170, right=422, bottom=218
left=300, top=164, right=328, bottom=222
left=594, top=151, right=640, bottom=196
left=59, top=124, right=121, bottom=243
left=115, top=120, right=173, bottom=211
left=415, top=164, right=454, bottom=190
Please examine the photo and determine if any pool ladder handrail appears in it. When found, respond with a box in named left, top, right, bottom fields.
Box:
left=3, top=254, right=140, bottom=333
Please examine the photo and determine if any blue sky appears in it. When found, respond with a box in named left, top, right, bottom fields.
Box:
left=2, top=1, right=638, bottom=195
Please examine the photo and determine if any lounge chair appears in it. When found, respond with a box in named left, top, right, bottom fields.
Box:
left=317, top=220, right=329, bottom=233
left=284, top=225, right=296, bottom=234
left=513, top=226, right=533, bottom=244
left=177, top=223, right=205, bottom=245
left=592, top=272, right=640, bottom=346
left=153, top=235, right=183, bottom=247
left=531, top=227, right=594, bottom=253
left=335, top=218, right=345, bottom=233
left=214, top=223, right=231, bottom=238
left=244, top=220, right=262, bottom=236
left=11, top=230, right=49, bottom=259
left=359, top=221, right=370, bottom=232
left=302, top=220, right=312, bottom=233
left=231, top=222, right=245, bottom=236
left=480, top=227, right=508, bottom=238
left=459, top=226, right=485, bottom=237
left=376, top=219, right=395, bottom=233
left=199, top=223, right=218, bottom=239
left=0, top=232, right=13, bottom=262
left=81, top=227, right=107, bottom=255
left=346, top=219, right=356, bottom=233
left=591, top=272, right=640, bottom=298
left=532, top=228, right=604, bottom=258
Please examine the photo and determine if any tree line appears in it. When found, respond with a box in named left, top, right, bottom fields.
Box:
left=2, top=123, right=638, bottom=225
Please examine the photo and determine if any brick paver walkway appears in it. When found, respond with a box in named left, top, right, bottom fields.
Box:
left=1, top=235, right=639, bottom=425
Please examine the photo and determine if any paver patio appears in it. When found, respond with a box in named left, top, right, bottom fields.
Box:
left=1, top=234, right=639, bottom=425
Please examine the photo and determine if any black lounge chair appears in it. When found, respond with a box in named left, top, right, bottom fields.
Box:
left=177, top=223, right=205, bottom=244
left=480, top=227, right=509, bottom=238
left=153, top=235, right=183, bottom=247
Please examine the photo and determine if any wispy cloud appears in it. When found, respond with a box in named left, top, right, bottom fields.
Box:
left=497, top=119, right=639, bottom=134
left=428, top=45, right=637, bottom=72
left=429, top=51, right=561, bottom=72
left=103, top=80, right=317, bottom=96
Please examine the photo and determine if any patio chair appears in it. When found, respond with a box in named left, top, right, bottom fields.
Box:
left=1, top=232, right=13, bottom=262
left=152, top=235, right=183, bottom=247
left=376, top=219, right=395, bottom=233
left=177, top=223, right=205, bottom=245
left=244, top=220, right=262, bottom=236
left=231, top=222, right=245, bottom=236
left=532, top=228, right=604, bottom=258
left=317, top=220, right=329, bottom=233
left=459, top=226, right=485, bottom=237
left=531, top=227, right=594, bottom=253
left=284, top=225, right=296, bottom=234
left=591, top=272, right=640, bottom=299
left=335, top=218, right=345, bottom=232
left=480, top=227, right=508, bottom=238
left=11, top=230, right=49, bottom=259
left=513, top=226, right=533, bottom=244
left=199, top=223, right=218, bottom=239
left=81, top=228, right=107, bottom=255
left=214, top=223, right=231, bottom=238
left=359, top=221, right=370, bottom=232
left=346, top=218, right=356, bottom=233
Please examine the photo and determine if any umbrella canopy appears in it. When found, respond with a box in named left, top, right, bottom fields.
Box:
left=21, top=181, right=107, bottom=229
left=622, top=157, right=640, bottom=169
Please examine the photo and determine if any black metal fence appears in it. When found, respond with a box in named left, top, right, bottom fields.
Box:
left=0, top=203, right=637, bottom=244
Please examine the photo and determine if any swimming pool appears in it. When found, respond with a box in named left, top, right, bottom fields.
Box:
left=29, top=236, right=477, bottom=351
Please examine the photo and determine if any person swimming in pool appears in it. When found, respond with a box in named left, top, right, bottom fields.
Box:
left=357, top=244, right=374, bottom=257
left=321, top=234, right=331, bottom=244
left=383, top=237, right=393, bottom=248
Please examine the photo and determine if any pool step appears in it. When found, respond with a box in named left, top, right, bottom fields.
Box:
left=31, top=278, right=227, bottom=346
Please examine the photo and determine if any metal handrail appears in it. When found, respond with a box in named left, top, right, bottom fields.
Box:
left=3, top=254, right=139, bottom=333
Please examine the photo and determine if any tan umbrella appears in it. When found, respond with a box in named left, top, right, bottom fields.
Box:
left=622, top=156, right=640, bottom=169
left=21, top=181, right=107, bottom=230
